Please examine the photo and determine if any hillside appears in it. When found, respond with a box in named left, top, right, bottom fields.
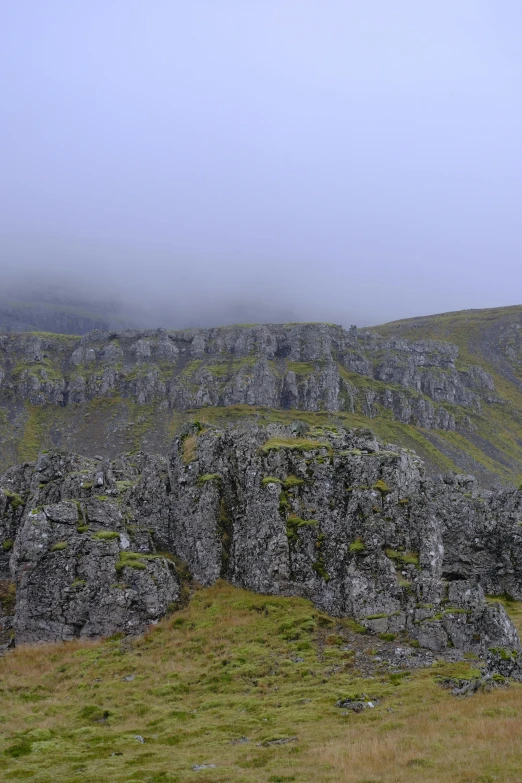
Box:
left=372, top=304, right=522, bottom=386
left=1, top=582, right=522, bottom=783
left=1, top=315, right=522, bottom=485
left=371, top=305, right=522, bottom=484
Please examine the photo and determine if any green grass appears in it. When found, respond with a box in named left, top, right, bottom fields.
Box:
left=2, top=490, right=24, bottom=510
left=115, top=551, right=148, bottom=573
left=286, top=515, right=318, bottom=541
left=92, top=531, right=120, bottom=541
left=385, top=549, right=420, bottom=567
left=261, top=476, right=283, bottom=487
left=198, top=473, right=222, bottom=484
left=50, top=542, right=68, bottom=552
left=260, top=438, right=331, bottom=455
left=2, top=582, right=522, bottom=783
left=286, top=362, right=317, bottom=375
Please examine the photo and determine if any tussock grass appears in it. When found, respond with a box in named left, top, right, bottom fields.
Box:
left=182, top=434, right=198, bottom=465
left=260, top=437, right=331, bottom=455
left=1, top=584, right=522, bottom=781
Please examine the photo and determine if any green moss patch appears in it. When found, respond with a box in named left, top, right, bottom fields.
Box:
left=286, top=515, right=318, bottom=541
left=260, top=437, right=331, bottom=455
left=2, top=490, right=24, bottom=510
left=93, top=531, right=120, bottom=541
left=261, top=476, right=282, bottom=486
left=386, top=549, right=420, bottom=567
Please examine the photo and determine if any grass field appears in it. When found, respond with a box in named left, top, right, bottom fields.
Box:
left=1, top=583, right=522, bottom=782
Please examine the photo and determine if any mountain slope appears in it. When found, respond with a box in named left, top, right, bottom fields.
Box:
left=371, top=305, right=522, bottom=485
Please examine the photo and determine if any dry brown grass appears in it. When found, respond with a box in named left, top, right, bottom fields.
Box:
left=182, top=433, right=198, bottom=464
left=1, top=584, right=522, bottom=782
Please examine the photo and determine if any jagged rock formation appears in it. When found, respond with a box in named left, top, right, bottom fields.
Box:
left=374, top=304, right=522, bottom=392
left=1, top=424, right=521, bottom=656
left=0, top=452, right=179, bottom=643
left=3, top=321, right=516, bottom=484
left=0, top=324, right=494, bottom=425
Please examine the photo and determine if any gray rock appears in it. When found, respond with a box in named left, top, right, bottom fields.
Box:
left=1, top=423, right=522, bottom=662
left=0, top=324, right=496, bottom=429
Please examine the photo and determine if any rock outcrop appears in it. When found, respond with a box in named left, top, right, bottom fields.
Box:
left=1, top=423, right=522, bottom=657
left=0, top=452, right=179, bottom=643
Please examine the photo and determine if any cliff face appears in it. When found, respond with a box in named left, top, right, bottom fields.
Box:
left=3, top=321, right=516, bottom=483
left=0, top=324, right=493, bottom=423
left=2, top=424, right=522, bottom=658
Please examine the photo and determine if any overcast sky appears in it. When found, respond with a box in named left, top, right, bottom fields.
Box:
left=2, top=1, right=522, bottom=327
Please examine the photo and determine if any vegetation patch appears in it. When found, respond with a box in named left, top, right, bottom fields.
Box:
left=373, top=479, right=392, bottom=495
left=93, top=531, right=120, bottom=541
left=2, top=490, right=24, bottom=510
left=260, top=437, right=331, bottom=455
left=197, top=473, right=222, bottom=484
left=182, top=434, right=198, bottom=465
left=349, top=538, right=365, bottom=554
left=115, top=480, right=134, bottom=493
left=386, top=548, right=420, bottom=567
left=311, top=531, right=330, bottom=581
left=262, top=476, right=282, bottom=486
left=286, top=514, right=318, bottom=541
left=115, top=551, right=148, bottom=572
left=286, top=361, right=316, bottom=375
left=50, top=541, right=68, bottom=552
left=283, top=475, right=304, bottom=489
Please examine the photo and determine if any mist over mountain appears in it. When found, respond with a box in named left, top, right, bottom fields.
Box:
left=0, top=270, right=302, bottom=334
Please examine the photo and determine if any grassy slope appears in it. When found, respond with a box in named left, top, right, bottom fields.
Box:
left=1, top=583, right=521, bottom=783
left=0, top=400, right=461, bottom=479
left=372, top=305, right=522, bottom=486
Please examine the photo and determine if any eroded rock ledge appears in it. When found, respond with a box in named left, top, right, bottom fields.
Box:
left=1, top=423, right=521, bottom=657
left=0, top=323, right=497, bottom=429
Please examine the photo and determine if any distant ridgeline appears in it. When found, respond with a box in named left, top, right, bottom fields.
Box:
left=0, top=302, right=115, bottom=336
left=1, top=311, right=522, bottom=485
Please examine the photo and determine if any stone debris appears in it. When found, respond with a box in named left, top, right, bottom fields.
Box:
left=336, top=696, right=379, bottom=713
left=258, top=737, right=298, bottom=747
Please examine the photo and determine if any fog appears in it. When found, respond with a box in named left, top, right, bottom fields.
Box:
left=2, top=2, right=522, bottom=329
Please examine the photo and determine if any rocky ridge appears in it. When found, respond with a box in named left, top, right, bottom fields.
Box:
left=0, top=324, right=494, bottom=426
left=1, top=423, right=522, bottom=663
left=3, top=320, right=516, bottom=484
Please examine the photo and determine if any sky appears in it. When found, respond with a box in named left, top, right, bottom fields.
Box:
left=2, top=1, right=522, bottom=328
